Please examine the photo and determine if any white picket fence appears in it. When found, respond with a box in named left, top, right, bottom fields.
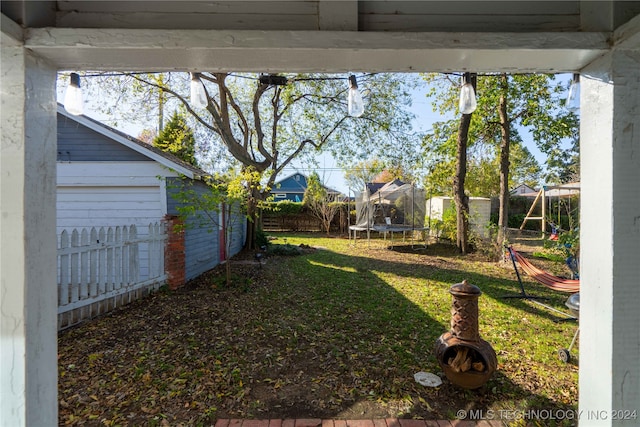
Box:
left=57, top=222, right=167, bottom=330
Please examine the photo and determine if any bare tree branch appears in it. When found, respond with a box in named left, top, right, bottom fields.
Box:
left=251, top=83, right=274, bottom=166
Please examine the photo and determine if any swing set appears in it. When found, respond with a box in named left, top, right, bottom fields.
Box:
left=519, top=182, right=580, bottom=276
left=519, top=182, right=580, bottom=238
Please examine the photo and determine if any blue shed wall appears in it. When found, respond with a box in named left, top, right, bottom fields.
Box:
left=226, top=204, right=246, bottom=258
left=57, top=113, right=151, bottom=162
left=166, top=178, right=246, bottom=281
left=166, top=178, right=219, bottom=281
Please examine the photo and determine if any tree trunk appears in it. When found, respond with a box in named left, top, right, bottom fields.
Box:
left=454, top=73, right=475, bottom=254
left=244, top=187, right=262, bottom=251
left=497, top=74, right=511, bottom=246
left=455, top=113, right=471, bottom=254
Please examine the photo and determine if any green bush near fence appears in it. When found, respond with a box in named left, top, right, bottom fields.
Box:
left=263, top=200, right=304, bottom=216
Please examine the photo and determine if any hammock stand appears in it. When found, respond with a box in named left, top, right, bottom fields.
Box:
left=503, top=246, right=578, bottom=321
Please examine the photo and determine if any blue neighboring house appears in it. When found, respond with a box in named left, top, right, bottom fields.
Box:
left=270, top=172, right=309, bottom=202
left=270, top=172, right=342, bottom=202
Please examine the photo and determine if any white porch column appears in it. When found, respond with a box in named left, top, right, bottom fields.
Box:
left=1, top=25, right=58, bottom=426
left=580, top=49, right=640, bottom=425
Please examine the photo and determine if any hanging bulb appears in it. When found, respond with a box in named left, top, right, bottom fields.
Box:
left=566, top=73, right=580, bottom=112
left=458, top=74, right=477, bottom=114
left=347, top=75, right=365, bottom=117
left=190, top=72, right=208, bottom=108
left=63, top=73, right=84, bottom=116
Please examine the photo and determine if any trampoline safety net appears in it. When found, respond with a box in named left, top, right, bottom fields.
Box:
left=353, top=181, right=426, bottom=232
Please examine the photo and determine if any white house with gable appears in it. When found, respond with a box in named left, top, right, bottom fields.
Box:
left=56, top=104, right=245, bottom=290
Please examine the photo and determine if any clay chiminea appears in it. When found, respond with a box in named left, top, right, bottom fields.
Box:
left=434, top=280, right=497, bottom=389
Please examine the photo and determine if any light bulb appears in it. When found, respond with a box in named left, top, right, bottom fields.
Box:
left=566, top=74, right=580, bottom=112
left=63, top=73, right=84, bottom=116
left=347, top=75, right=365, bottom=117
left=459, top=82, right=477, bottom=114
left=190, top=73, right=208, bottom=108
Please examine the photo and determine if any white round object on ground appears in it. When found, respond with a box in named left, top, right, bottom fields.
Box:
left=414, top=371, right=442, bottom=387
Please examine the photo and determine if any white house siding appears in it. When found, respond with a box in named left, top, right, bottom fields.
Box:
left=57, top=161, right=175, bottom=279
left=56, top=186, right=163, bottom=230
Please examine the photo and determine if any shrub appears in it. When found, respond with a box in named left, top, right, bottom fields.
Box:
left=267, top=243, right=303, bottom=256
left=440, top=205, right=458, bottom=241
left=263, top=201, right=303, bottom=216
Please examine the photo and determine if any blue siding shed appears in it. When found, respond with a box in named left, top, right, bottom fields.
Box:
left=166, top=177, right=245, bottom=281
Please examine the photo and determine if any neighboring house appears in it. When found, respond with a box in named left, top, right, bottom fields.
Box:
left=365, top=179, right=405, bottom=196
left=510, top=183, right=538, bottom=197
left=270, top=172, right=341, bottom=202
left=57, top=105, right=245, bottom=288
left=270, top=172, right=308, bottom=202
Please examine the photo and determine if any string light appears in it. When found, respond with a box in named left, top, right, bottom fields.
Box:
left=190, top=72, right=208, bottom=108
left=63, top=73, right=84, bottom=115
left=566, top=73, right=580, bottom=112
left=347, top=75, right=365, bottom=117
left=458, top=72, right=477, bottom=114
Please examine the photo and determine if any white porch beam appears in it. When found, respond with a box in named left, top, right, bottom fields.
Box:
left=612, top=11, right=640, bottom=50
left=0, top=36, right=58, bottom=426
left=579, top=47, right=640, bottom=425
left=25, top=28, right=609, bottom=73
left=318, top=0, right=358, bottom=31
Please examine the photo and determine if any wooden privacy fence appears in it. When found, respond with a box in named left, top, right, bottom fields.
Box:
left=262, top=211, right=351, bottom=233
left=57, top=223, right=167, bottom=330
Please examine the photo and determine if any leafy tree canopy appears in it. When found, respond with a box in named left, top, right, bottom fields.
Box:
left=153, top=111, right=198, bottom=166
left=343, top=158, right=386, bottom=192
left=420, top=73, right=578, bottom=195
left=302, top=172, right=327, bottom=204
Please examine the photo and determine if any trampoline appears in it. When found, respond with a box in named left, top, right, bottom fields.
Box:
left=349, top=180, right=428, bottom=247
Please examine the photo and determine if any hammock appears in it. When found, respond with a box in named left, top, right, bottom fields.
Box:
left=509, top=247, right=580, bottom=293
